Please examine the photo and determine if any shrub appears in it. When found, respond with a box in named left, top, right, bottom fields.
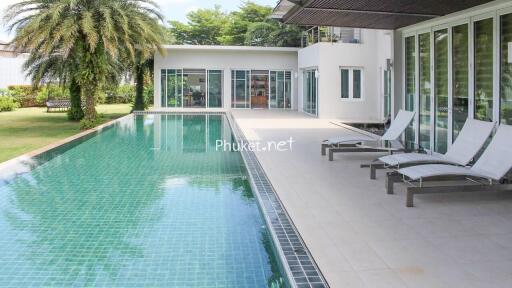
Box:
left=0, top=96, right=20, bottom=112
left=68, top=107, right=85, bottom=121
left=7, top=85, right=40, bottom=107
left=79, top=115, right=102, bottom=130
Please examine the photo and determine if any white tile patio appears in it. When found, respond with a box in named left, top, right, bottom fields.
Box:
left=231, top=109, right=512, bottom=288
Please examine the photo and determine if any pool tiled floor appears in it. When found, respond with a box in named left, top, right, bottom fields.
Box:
left=0, top=114, right=285, bottom=287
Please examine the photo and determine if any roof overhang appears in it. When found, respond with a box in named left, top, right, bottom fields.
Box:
left=272, top=0, right=495, bottom=29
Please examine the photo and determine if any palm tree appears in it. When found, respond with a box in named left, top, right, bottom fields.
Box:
left=5, top=0, right=165, bottom=125
left=133, top=53, right=154, bottom=111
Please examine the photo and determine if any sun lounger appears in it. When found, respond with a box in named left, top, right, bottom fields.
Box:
left=386, top=124, right=512, bottom=207
left=321, top=110, right=415, bottom=161
left=367, top=119, right=495, bottom=179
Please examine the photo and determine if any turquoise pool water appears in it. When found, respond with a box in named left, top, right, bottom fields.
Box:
left=0, top=114, right=286, bottom=287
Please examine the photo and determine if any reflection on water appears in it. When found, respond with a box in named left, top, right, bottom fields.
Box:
left=0, top=114, right=286, bottom=287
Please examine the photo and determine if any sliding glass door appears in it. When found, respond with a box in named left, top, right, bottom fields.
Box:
left=501, top=13, right=512, bottom=124
left=434, top=29, right=449, bottom=153
left=405, top=36, right=416, bottom=146
left=231, top=70, right=250, bottom=108
left=418, top=33, right=431, bottom=150
left=474, top=18, right=494, bottom=122
left=161, top=69, right=222, bottom=108
left=285, top=71, right=292, bottom=108
left=452, top=24, right=469, bottom=140
left=383, top=68, right=392, bottom=119
left=160, top=69, right=183, bottom=108
left=303, top=69, right=317, bottom=116
left=208, top=70, right=223, bottom=108
left=270, top=71, right=292, bottom=109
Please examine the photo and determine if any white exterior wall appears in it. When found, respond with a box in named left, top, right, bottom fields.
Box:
left=0, top=53, right=30, bottom=88
left=298, top=29, right=392, bottom=121
left=154, top=46, right=299, bottom=109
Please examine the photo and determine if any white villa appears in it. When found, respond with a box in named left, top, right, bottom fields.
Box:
left=154, top=0, right=512, bottom=154
left=153, top=29, right=392, bottom=123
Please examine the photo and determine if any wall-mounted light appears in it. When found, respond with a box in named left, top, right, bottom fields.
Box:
left=294, top=72, right=298, bottom=79
left=314, top=70, right=319, bottom=78
left=386, top=59, right=393, bottom=70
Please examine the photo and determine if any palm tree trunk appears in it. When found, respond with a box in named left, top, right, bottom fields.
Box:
left=134, top=62, right=145, bottom=111
left=68, top=76, right=84, bottom=120
left=82, top=83, right=97, bottom=121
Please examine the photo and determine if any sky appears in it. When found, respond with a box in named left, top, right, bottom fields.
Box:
left=0, top=0, right=279, bottom=42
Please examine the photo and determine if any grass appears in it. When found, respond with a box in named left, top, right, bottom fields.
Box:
left=0, top=104, right=132, bottom=163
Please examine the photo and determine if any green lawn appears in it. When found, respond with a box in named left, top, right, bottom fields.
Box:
left=0, top=104, right=132, bottom=163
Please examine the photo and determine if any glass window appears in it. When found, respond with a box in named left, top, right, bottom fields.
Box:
left=405, top=36, right=416, bottom=145
left=419, top=32, right=431, bottom=150
left=341, top=69, right=349, bottom=98
left=340, top=68, right=362, bottom=99
left=501, top=13, right=512, bottom=124
left=353, top=70, right=362, bottom=99
left=207, top=70, right=222, bottom=108
left=452, top=24, right=469, bottom=140
left=474, top=18, right=494, bottom=122
left=434, top=29, right=449, bottom=154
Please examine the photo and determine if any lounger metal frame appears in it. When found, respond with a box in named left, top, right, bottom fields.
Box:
left=385, top=171, right=512, bottom=207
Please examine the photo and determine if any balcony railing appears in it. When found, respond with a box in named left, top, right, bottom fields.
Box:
left=301, top=26, right=362, bottom=47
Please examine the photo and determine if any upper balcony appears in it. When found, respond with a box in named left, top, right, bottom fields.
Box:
left=301, top=26, right=362, bottom=48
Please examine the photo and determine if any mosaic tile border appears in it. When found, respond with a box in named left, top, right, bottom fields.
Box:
left=226, top=113, right=329, bottom=288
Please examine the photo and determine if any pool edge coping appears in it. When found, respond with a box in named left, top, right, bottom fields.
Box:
left=226, top=112, right=330, bottom=288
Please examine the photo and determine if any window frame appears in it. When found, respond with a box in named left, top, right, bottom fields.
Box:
left=339, top=67, right=364, bottom=101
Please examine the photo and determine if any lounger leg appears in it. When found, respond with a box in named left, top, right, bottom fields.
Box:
left=321, top=143, right=329, bottom=156
left=385, top=172, right=401, bottom=194
left=329, top=149, right=334, bottom=161
left=406, top=190, right=414, bottom=207
left=370, top=164, right=377, bottom=180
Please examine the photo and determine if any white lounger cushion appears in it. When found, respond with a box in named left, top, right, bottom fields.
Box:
left=380, top=153, right=449, bottom=167
left=442, top=119, right=496, bottom=165
left=379, top=119, right=495, bottom=167
left=399, top=124, right=512, bottom=181
left=399, top=164, right=489, bottom=181
left=470, top=124, right=512, bottom=181
left=325, top=110, right=415, bottom=145
left=380, top=110, right=415, bottom=141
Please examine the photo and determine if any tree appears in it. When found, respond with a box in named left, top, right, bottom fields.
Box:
left=133, top=53, right=153, bottom=111
left=5, top=0, right=165, bottom=127
left=166, top=1, right=303, bottom=47
left=245, top=21, right=303, bottom=47
left=220, top=1, right=272, bottom=45
left=168, top=5, right=228, bottom=45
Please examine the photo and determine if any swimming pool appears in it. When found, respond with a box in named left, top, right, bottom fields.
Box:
left=0, top=114, right=287, bottom=287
